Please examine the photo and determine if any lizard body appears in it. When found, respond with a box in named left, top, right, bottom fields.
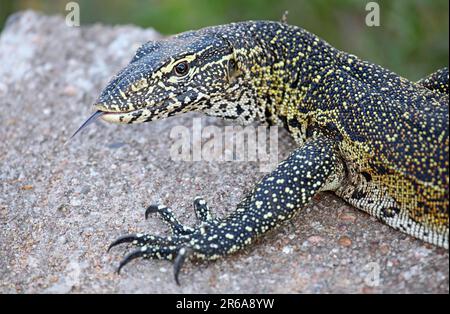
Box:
left=84, top=21, right=449, bottom=283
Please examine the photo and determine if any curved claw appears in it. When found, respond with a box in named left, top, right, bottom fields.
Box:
left=145, top=204, right=195, bottom=236
left=109, top=233, right=180, bottom=252
left=116, top=244, right=180, bottom=274
left=174, top=247, right=192, bottom=286
left=145, top=204, right=160, bottom=220
left=117, top=247, right=145, bottom=274
left=108, top=234, right=141, bottom=252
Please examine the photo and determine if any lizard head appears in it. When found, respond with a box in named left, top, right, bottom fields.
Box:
left=93, top=29, right=252, bottom=124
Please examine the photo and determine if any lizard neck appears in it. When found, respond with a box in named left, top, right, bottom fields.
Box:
left=249, top=22, right=338, bottom=126
left=204, top=21, right=339, bottom=141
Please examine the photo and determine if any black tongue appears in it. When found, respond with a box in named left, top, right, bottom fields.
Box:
left=67, top=110, right=105, bottom=142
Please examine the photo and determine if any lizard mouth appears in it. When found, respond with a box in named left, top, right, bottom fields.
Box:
left=69, top=101, right=170, bottom=141
left=95, top=101, right=170, bottom=124
left=68, top=108, right=134, bottom=141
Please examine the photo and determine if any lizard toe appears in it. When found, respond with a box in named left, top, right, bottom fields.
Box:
left=117, top=244, right=180, bottom=274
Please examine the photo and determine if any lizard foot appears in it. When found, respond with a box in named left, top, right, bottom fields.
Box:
left=107, top=137, right=348, bottom=284
left=108, top=197, right=223, bottom=285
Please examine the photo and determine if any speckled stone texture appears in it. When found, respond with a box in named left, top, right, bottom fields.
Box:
left=0, top=11, right=448, bottom=294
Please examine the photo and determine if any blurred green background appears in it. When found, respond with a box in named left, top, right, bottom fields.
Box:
left=0, top=0, right=448, bottom=80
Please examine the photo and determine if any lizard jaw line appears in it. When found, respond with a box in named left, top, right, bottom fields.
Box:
left=96, top=102, right=169, bottom=124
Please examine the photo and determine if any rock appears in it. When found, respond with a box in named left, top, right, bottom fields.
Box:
left=379, top=243, right=390, bottom=255
left=338, top=236, right=352, bottom=247
left=20, top=185, right=33, bottom=190
left=62, top=85, right=77, bottom=97
left=282, top=245, right=294, bottom=254
left=339, top=210, right=357, bottom=223
left=0, top=10, right=448, bottom=294
left=307, top=235, right=325, bottom=245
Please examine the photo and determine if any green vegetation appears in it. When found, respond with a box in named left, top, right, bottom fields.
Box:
left=0, top=0, right=448, bottom=80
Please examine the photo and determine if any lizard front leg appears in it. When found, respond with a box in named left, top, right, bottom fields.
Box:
left=108, top=136, right=344, bottom=284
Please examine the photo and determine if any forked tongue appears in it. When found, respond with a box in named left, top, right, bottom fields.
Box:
left=65, top=110, right=105, bottom=144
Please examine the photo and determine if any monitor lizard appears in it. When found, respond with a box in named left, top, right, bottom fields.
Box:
left=73, top=21, right=449, bottom=284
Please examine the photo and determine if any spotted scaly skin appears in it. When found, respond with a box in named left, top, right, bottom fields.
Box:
left=417, top=67, right=449, bottom=95
left=97, top=21, right=449, bottom=284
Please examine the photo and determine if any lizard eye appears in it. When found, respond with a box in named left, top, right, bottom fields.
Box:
left=174, top=61, right=189, bottom=76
